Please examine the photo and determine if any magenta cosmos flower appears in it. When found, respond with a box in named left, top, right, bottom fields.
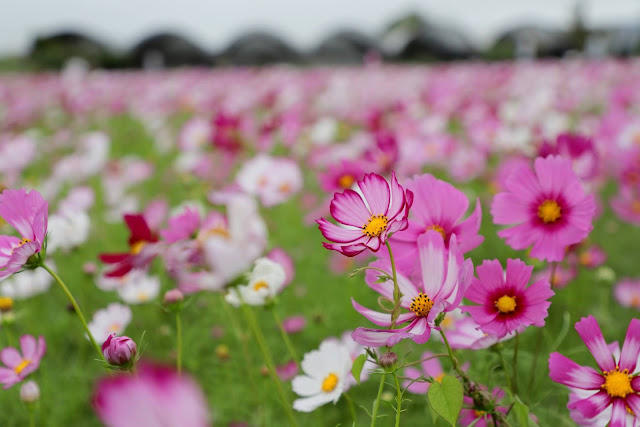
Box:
left=0, top=335, right=46, bottom=389
left=462, top=259, right=554, bottom=338
left=549, top=316, right=640, bottom=427
left=491, top=155, right=596, bottom=261
left=317, top=172, right=413, bottom=256
left=0, top=189, right=48, bottom=280
left=93, top=363, right=210, bottom=427
left=351, top=231, right=472, bottom=347
left=388, top=174, right=483, bottom=274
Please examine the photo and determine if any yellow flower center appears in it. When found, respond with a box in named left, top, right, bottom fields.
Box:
left=130, top=241, right=146, bottom=255
left=632, top=200, right=640, bottom=214
left=18, top=237, right=32, bottom=247
left=14, top=359, right=31, bottom=375
left=579, top=252, right=592, bottom=266
left=440, top=315, right=453, bottom=330
left=434, top=373, right=445, bottom=383
left=253, top=281, right=269, bottom=291
left=410, top=293, right=434, bottom=317
left=632, top=295, right=640, bottom=308
left=198, top=226, right=230, bottom=241
left=108, top=323, right=121, bottom=333
left=0, top=296, right=13, bottom=312
left=474, top=410, right=486, bottom=418
left=538, top=200, right=562, bottom=223
left=137, top=291, right=149, bottom=302
left=362, top=215, right=388, bottom=237
left=321, top=372, right=339, bottom=393
left=338, top=174, right=355, bottom=189
left=279, top=182, right=291, bottom=194
left=602, top=367, right=634, bottom=398
left=495, top=295, right=517, bottom=313
left=425, top=224, right=446, bottom=240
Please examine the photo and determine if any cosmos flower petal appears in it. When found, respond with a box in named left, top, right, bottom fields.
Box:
left=357, top=173, right=391, bottom=215
left=618, top=318, right=640, bottom=372
left=575, top=316, right=616, bottom=372
left=548, top=353, right=604, bottom=390
left=567, top=390, right=611, bottom=419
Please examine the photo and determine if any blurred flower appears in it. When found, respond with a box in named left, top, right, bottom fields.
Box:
left=0, top=335, right=46, bottom=389
left=236, top=154, right=303, bottom=207
left=93, top=363, right=210, bottom=427
left=117, top=273, right=160, bottom=305
left=282, top=315, right=306, bottom=334
left=491, top=155, right=596, bottom=262
left=276, top=360, right=298, bottom=382
left=0, top=262, right=53, bottom=299
left=0, top=188, right=48, bottom=280
left=225, top=258, right=286, bottom=307
left=88, top=303, right=132, bottom=344
left=19, top=380, right=40, bottom=403
left=614, top=279, right=640, bottom=309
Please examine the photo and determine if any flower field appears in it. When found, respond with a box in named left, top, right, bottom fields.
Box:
left=1, top=60, right=640, bottom=426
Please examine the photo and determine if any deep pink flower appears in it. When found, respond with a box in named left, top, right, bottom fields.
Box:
left=351, top=231, right=472, bottom=347
left=0, top=189, right=48, bottom=280
left=317, top=159, right=369, bottom=193
left=159, top=207, right=200, bottom=244
left=491, top=155, right=596, bottom=261
left=549, top=316, right=640, bottom=427
left=387, top=174, right=483, bottom=274
left=462, top=259, right=554, bottom=338
left=281, top=315, right=306, bottom=334
left=101, top=334, right=137, bottom=366
left=317, top=172, right=413, bottom=256
left=539, top=132, right=599, bottom=180
left=99, top=214, right=159, bottom=278
left=93, top=363, right=210, bottom=427
left=615, top=279, right=640, bottom=309
left=0, top=335, right=46, bottom=389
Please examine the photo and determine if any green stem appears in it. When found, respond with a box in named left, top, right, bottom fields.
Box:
left=241, top=303, right=298, bottom=427
left=385, top=241, right=402, bottom=328
left=512, top=333, right=519, bottom=394
left=344, top=392, right=357, bottom=425
left=29, top=410, right=35, bottom=427
left=272, top=308, right=300, bottom=367
left=439, top=329, right=466, bottom=380
left=528, top=327, right=544, bottom=392
left=175, top=311, right=182, bottom=374
left=497, top=347, right=513, bottom=392
left=40, top=263, right=107, bottom=365
left=393, top=371, right=403, bottom=427
left=370, top=372, right=386, bottom=427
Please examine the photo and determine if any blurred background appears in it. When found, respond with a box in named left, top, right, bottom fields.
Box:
left=2, top=0, right=640, bottom=71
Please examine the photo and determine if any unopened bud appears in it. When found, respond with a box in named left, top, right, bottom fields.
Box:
left=163, top=289, right=184, bottom=305
left=20, top=380, right=40, bottom=403
left=102, top=333, right=137, bottom=366
left=379, top=351, right=398, bottom=369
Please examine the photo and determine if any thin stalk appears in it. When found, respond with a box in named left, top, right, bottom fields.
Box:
left=40, top=263, right=106, bottom=365
left=272, top=308, right=300, bottom=367
left=241, top=303, right=298, bottom=427
left=175, top=311, right=182, bottom=374
left=393, top=371, right=403, bottom=427
left=385, top=241, right=402, bottom=328
left=439, top=329, right=466, bottom=379
left=528, top=262, right=556, bottom=391
left=497, top=347, right=513, bottom=393
left=512, top=333, right=519, bottom=394
left=402, top=353, right=449, bottom=367
left=370, top=372, right=386, bottom=427
left=344, top=392, right=357, bottom=425
left=29, top=410, right=35, bottom=427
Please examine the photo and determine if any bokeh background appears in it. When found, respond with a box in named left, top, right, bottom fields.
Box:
left=2, top=0, right=640, bottom=70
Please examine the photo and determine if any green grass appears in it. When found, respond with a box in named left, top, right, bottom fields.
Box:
left=1, top=113, right=637, bottom=426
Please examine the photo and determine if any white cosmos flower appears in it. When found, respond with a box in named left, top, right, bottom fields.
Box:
left=117, top=273, right=160, bottom=305
left=88, top=303, right=132, bottom=344
left=225, top=258, right=285, bottom=307
left=47, top=210, right=90, bottom=253
left=1, top=262, right=54, bottom=299
left=292, top=340, right=353, bottom=412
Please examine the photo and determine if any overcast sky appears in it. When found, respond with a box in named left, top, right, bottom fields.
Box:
left=2, top=0, right=640, bottom=54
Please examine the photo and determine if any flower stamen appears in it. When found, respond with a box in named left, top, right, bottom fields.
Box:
left=495, top=295, right=517, bottom=313
left=602, top=367, right=633, bottom=398
left=321, top=373, right=339, bottom=392
left=425, top=224, right=446, bottom=240
left=538, top=200, right=562, bottom=223
left=410, top=293, right=434, bottom=317
left=362, top=214, right=389, bottom=237
left=14, top=359, right=31, bottom=375
left=253, top=280, right=269, bottom=291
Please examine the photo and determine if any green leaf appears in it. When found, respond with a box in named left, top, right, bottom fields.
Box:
left=427, top=375, right=463, bottom=426
left=351, top=354, right=367, bottom=385
left=511, top=398, right=539, bottom=427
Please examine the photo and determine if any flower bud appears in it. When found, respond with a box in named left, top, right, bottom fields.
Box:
left=102, top=333, right=137, bottom=366
left=379, top=351, right=398, bottom=369
left=20, top=380, right=40, bottom=403
left=163, top=289, right=184, bottom=305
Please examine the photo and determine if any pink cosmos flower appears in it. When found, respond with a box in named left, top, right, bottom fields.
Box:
left=387, top=174, right=483, bottom=274
left=317, top=159, right=369, bottom=193
left=549, top=316, right=640, bottom=427
left=160, top=207, right=201, bottom=244
left=351, top=231, right=472, bottom=347
left=0, top=189, right=48, bottom=280
left=402, top=351, right=446, bottom=394
left=614, top=279, right=640, bottom=309
left=0, top=335, right=46, bottom=389
left=102, top=334, right=137, bottom=366
left=445, top=313, right=524, bottom=350
left=539, top=132, right=599, bottom=180
left=282, top=315, right=306, bottom=334
left=93, top=363, right=210, bottom=427
left=317, top=172, right=413, bottom=256
left=491, top=155, right=596, bottom=261
left=462, top=259, right=554, bottom=338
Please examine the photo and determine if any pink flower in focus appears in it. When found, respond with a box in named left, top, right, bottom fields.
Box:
left=491, top=155, right=596, bottom=261
left=101, top=334, right=137, bottom=366
left=462, top=259, right=554, bottom=338
left=0, top=335, right=46, bottom=389
left=0, top=189, right=48, bottom=280
left=387, top=174, right=482, bottom=274
left=317, top=172, right=413, bottom=256
left=351, top=231, right=472, bottom=347
left=549, top=316, right=640, bottom=427
left=93, top=363, right=210, bottom=427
